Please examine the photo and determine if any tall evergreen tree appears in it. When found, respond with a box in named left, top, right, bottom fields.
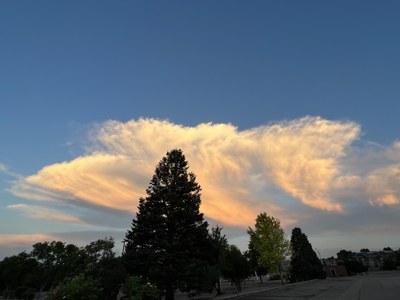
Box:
left=124, top=149, right=214, bottom=300
left=289, top=227, right=325, bottom=282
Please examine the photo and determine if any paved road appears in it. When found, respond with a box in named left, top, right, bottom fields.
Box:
left=223, top=271, right=400, bottom=300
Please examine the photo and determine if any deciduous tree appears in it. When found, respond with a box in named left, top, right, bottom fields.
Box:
left=0, top=238, right=125, bottom=299
left=336, top=249, right=367, bottom=275
left=246, top=241, right=268, bottom=283
left=220, top=245, right=251, bottom=292
left=30, top=241, right=85, bottom=290
left=247, top=212, right=290, bottom=285
left=209, top=226, right=228, bottom=295
left=46, top=274, right=101, bottom=300
left=0, top=252, right=39, bottom=297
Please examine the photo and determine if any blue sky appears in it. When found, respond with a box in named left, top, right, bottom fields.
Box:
left=1, top=1, right=400, bottom=258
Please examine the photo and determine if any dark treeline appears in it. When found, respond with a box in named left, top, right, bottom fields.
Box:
left=329, top=247, right=400, bottom=275
left=0, top=149, right=331, bottom=300
left=0, top=238, right=126, bottom=300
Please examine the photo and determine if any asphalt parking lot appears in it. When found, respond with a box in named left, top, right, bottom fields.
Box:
left=221, top=271, right=400, bottom=300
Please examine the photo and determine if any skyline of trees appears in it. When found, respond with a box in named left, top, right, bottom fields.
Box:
left=1, top=231, right=398, bottom=299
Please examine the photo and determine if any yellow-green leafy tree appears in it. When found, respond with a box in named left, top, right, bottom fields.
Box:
left=248, top=212, right=290, bottom=284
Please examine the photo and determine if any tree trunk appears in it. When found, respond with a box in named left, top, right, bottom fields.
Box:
left=165, top=287, right=174, bottom=300
left=256, top=271, right=263, bottom=283
left=234, top=279, right=242, bottom=292
left=278, top=264, right=284, bottom=285
left=216, top=277, right=222, bottom=295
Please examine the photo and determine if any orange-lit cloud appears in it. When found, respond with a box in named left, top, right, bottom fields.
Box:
left=0, top=233, right=57, bottom=247
left=10, top=117, right=364, bottom=228
left=255, top=117, right=359, bottom=212
left=369, top=194, right=399, bottom=206
left=366, top=164, right=400, bottom=206
left=11, top=154, right=151, bottom=211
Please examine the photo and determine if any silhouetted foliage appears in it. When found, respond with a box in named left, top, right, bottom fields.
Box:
left=46, top=273, right=101, bottom=300
left=209, top=226, right=229, bottom=295
left=245, top=241, right=268, bottom=283
left=124, top=149, right=215, bottom=300
left=95, top=256, right=127, bottom=299
left=336, top=249, right=367, bottom=275
left=0, top=252, right=39, bottom=297
left=219, top=245, right=251, bottom=292
left=81, top=238, right=126, bottom=299
left=84, top=237, right=115, bottom=263
left=381, top=255, right=397, bottom=271
left=0, top=238, right=125, bottom=299
left=345, top=260, right=368, bottom=275
left=30, top=241, right=86, bottom=290
left=336, top=249, right=354, bottom=262
left=209, top=227, right=253, bottom=294
left=122, top=276, right=158, bottom=300
left=396, top=250, right=400, bottom=266
left=289, top=227, right=325, bottom=282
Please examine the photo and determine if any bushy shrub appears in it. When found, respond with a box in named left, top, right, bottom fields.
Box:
left=46, top=274, right=101, bottom=300
left=122, top=276, right=158, bottom=300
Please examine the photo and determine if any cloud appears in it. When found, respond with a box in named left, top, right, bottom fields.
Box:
left=0, top=163, right=7, bottom=173
left=329, top=142, right=400, bottom=207
left=366, top=165, right=400, bottom=206
left=7, top=204, right=85, bottom=224
left=11, top=154, right=149, bottom=210
left=0, top=162, right=22, bottom=179
left=10, top=116, right=368, bottom=229
left=254, top=117, right=359, bottom=211
left=6, top=116, right=400, bottom=260
left=369, top=194, right=399, bottom=206
left=0, top=233, right=57, bottom=247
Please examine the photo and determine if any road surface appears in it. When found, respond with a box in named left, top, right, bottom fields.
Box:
left=223, top=271, right=400, bottom=300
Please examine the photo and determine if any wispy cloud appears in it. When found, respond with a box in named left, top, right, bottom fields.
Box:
left=7, top=204, right=85, bottom=224
left=8, top=117, right=400, bottom=230
left=0, top=233, right=57, bottom=247
left=0, top=162, right=22, bottom=179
